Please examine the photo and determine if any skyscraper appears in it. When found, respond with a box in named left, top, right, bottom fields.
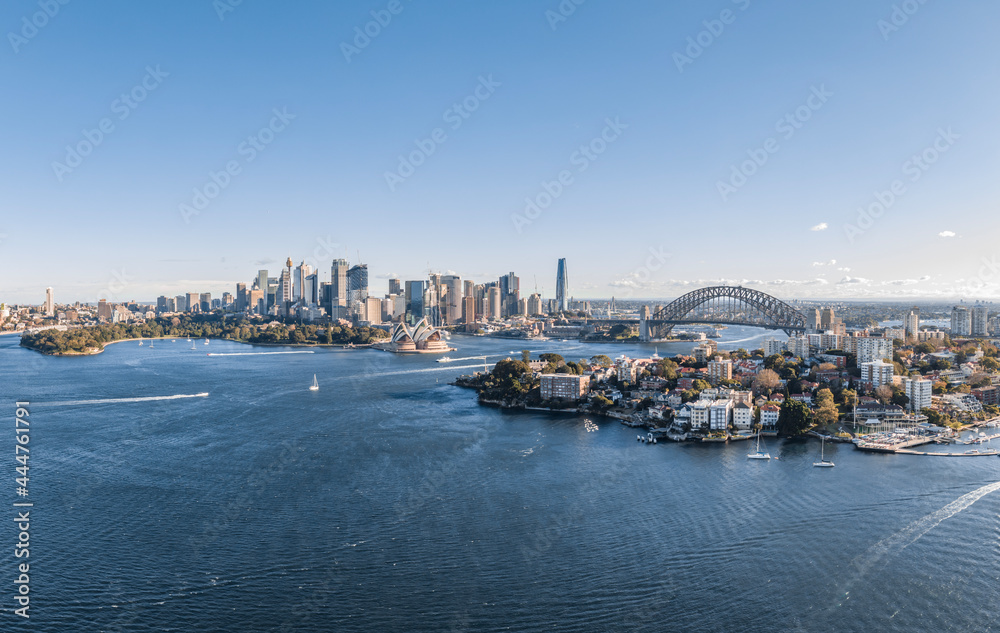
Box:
left=347, top=264, right=369, bottom=318
left=388, top=278, right=401, bottom=296
left=442, top=274, right=463, bottom=325
left=199, top=293, right=211, bottom=312
left=236, top=283, right=247, bottom=312
left=951, top=306, right=972, bottom=337
left=187, top=292, right=199, bottom=313
left=488, top=286, right=502, bottom=320
left=972, top=305, right=989, bottom=337
left=904, top=307, right=920, bottom=339
left=404, top=280, right=427, bottom=325
left=330, top=259, right=348, bottom=318
left=44, top=287, right=54, bottom=316
left=499, top=272, right=519, bottom=318
left=294, top=262, right=312, bottom=303
left=555, top=259, right=568, bottom=312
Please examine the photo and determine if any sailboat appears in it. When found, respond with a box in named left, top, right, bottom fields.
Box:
left=190, top=341, right=196, bottom=350
left=138, top=340, right=143, bottom=346
left=747, top=431, right=771, bottom=460
left=309, top=374, right=319, bottom=391
left=813, top=436, right=835, bottom=468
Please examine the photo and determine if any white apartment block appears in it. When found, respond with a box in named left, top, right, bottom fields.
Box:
left=709, top=400, right=733, bottom=431
left=855, top=337, right=893, bottom=365
left=861, top=360, right=894, bottom=388
left=903, top=377, right=932, bottom=413
left=733, top=402, right=753, bottom=430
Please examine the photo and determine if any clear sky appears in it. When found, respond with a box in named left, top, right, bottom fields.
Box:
left=3, top=0, right=999, bottom=304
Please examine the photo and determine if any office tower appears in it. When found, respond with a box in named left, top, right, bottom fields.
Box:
left=347, top=264, right=369, bottom=317
left=278, top=270, right=291, bottom=312
left=235, top=283, right=247, bottom=312
left=249, top=290, right=267, bottom=314
left=164, top=297, right=176, bottom=312
left=518, top=297, right=527, bottom=316
left=463, top=295, right=476, bottom=325
left=221, top=292, right=233, bottom=308
left=305, top=273, right=318, bottom=305
left=556, top=258, right=568, bottom=312
left=388, top=278, right=401, bottom=296
left=499, top=272, right=519, bottom=318
left=365, top=297, right=382, bottom=323
left=951, top=306, right=972, bottom=337
left=97, top=299, right=113, bottom=320
left=404, top=280, right=427, bottom=324
left=904, top=307, right=920, bottom=339
left=972, top=305, right=989, bottom=337
left=488, top=286, right=502, bottom=320
left=820, top=308, right=835, bottom=330
left=463, top=280, right=474, bottom=299
left=198, top=293, right=210, bottom=312
left=44, top=287, right=54, bottom=316
left=267, top=278, right=278, bottom=313
left=187, top=292, right=200, bottom=313
left=175, top=294, right=187, bottom=312
left=156, top=296, right=168, bottom=314
left=293, top=262, right=312, bottom=303
left=442, top=275, right=463, bottom=325
left=330, top=259, right=348, bottom=318
left=527, top=293, right=542, bottom=316
left=423, top=283, right=441, bottom=326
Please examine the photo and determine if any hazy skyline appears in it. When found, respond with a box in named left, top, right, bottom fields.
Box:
left=4, top=0, right=1000, bottom=303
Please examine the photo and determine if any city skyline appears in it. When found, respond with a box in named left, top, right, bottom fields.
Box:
left=5, top=1, right=1000, bottom=303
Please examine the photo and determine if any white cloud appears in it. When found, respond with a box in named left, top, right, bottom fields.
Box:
left=811, top=259, right=837, bottom=267
left=938, top=231, right=957, bottom=238
left=810, top=223, right=828, bottom=232
left=837, top=276, right=870, bottom=285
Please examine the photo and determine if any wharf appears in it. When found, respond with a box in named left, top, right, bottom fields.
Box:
left=895, top=449, right=999, bottom=457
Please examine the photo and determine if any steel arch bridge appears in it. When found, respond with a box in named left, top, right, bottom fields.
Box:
left=643, top=286, right=807, bottom=340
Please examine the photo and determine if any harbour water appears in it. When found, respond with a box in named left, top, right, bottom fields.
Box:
left=2, top=328, right=998, bottom=632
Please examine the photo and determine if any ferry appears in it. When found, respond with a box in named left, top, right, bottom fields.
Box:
left=436, top=356, right=453, bottom=363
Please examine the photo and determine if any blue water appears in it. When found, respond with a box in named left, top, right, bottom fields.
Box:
left=1, top=329, right=998, bottom=632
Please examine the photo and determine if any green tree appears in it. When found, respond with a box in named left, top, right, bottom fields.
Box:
left=814, top=388, right=839, bottom=427
left=521, top=350, right=531, bottom=363
left=777, top=399, right=811, bottom=436
left=590, top=354, right=612, bottom=368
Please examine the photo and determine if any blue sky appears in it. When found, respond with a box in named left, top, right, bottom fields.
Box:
left=3, top=0, right=999, bottom=304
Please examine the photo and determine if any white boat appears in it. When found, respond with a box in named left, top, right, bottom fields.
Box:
left=436, top=356, right=453, bottom=363
left=187, top=338, right=192, bottom=342
left=204, top=339, right=209, bottom=345
left=190, top=342, right=196, bottom=350
left=748, top=432, right=771, bottom=460
left=813, top=436, right=835, bottom=468
left=138, top=340, right=143, bottom=346
left=309, top=374, right=319, bottom=391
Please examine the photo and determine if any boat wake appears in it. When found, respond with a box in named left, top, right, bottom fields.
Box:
left=35, top=393, right=210, bottom=407
left=206, top=351, right=316, bottom=356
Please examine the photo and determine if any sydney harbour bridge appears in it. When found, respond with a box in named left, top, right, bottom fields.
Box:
left=607, top=286, right=808, bottom=342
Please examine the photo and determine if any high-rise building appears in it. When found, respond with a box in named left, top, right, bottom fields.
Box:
left=463, top=280, right=474, bottom=299
left=364, top=296, right=382, bottom=323
left=330, top=259, right=349, bottom=318
left=404, top=280, right=427, bottom=325
left=294, top=262, right=312, bottom=303
left=806, top=308, right=821, bottom=331
left=347, top=264, right=369, bottom=318
left=156, top=296, right=168, bottom=314
left=44, top=287, right=54, bottom=316
left=855, top=337, right=893, bottom=364
left=463, top=296, right=476, bottom=327
left=527, top=293, right=542, bottom=316
left=199, top=293, right=211, bottom=312
left=442, top=275, right=463, bottom=325
left=305, top=273, right=318, bottom=306
left=249, top=289, right=264, bottom=315
left=904, top=307, right=920, bottom=339
left=388, top=278, right=401, bottom=296
left=555, top=258, right=568, bottom=312
left=951, top=306, right=972, bottom=337
left=488, top=286, right=502, bottom=320
left=235, top=283, right=247, bottom=312
left=186, top=292, right=200, bottom=313
left=971, top=305, right=989, bottom=337
left=903, top=377, right=932, bottom=413
left=860, top=360, right=894, bottom=389
left=221, top=292, right=233, bottom=308
left=97, top=299, right=113, bottom=320
left=175, top=294, right=188, bottom=313
left=499, top=272, right=519, bottom=318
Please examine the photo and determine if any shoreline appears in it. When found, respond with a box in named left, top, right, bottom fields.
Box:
left=21, top=334, right=379, bottom=357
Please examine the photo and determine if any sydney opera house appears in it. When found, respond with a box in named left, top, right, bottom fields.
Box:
left=374, top=318, right=454, bottom=354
